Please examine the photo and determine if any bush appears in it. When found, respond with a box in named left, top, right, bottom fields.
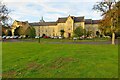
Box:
left=96, top=31, right=100, bottom=37
left=74, top=27, right=84, bottom=37
left=29, top=27, right=36, bottom=38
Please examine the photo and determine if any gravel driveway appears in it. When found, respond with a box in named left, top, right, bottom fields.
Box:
left=2, top=39, right=119, bottom=45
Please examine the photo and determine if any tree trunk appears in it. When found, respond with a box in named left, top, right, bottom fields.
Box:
left=112, top=32, right=115, bottom=45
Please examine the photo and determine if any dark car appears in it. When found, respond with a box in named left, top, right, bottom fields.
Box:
left=43, top=36, right=49, bottom=38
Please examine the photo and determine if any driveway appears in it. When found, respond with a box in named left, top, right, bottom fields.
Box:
left=3, top=39, right=119, bottom=45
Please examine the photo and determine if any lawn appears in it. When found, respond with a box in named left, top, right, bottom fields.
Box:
left=2, top=42, right=118, bottom=78
left=18, top=37, right=110, bottom=43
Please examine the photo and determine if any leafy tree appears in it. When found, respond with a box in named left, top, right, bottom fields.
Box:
left=29, top=27, right=36, bottom=38
left=2, top=31, right=5, bottom=36
left=96, top=31, right=100, bottom=37
left=93, top=0, right=119, bottom=44
left=24, top=27, right=36, bottom=38
left=83, top=29, right=87, bottom=36
left=60, top=29, right=65, bottom=37
left=74, top=27, right=84, bottom=37
left=86, top=31, right=92, bottom=37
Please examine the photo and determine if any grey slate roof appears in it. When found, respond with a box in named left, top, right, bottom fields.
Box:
left=29, top=16, right=99, bottom=26
left=29, top=22, right=57, bottom=26
left=57, top=16, right=84, bottom=23
left=29, top=23, right=40, bottom=26
left=74, top=17, right=84, bottom=22
left=39, top=22, right=57, bottom=26
left=92, top=20, right=99, bottom=24
left=57, top=17, right=67, bottom=23
left=85, top=19, right=92, bottom=24
left=85, top=19, right=100, bottom=24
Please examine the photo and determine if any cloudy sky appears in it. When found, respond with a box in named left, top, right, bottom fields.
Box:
left=3, top=0, right=102, bottom=23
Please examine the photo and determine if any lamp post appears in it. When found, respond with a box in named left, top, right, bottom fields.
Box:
left=38, top=24, right=40, bottom=43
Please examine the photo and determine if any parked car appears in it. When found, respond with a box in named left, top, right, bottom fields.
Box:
left=103, top=36, right=111, bottom=38
left=73, top=37, right=78, bottom=40
left=6, top=36, right=10, bottom=39
left=43, top=36, right=49, bottom=38
left=58, top=36, right=63, bottom=39
left=10, top=36, right=14, bottom=39
left=13, top=36, right=18, bottom=39
left=54, top=36, right=58, bottom=39
left=50, top=36, right=54, bottom=39
left=18, top=36, right=22, bottom=39
left=35, top=36, right=40, bottom=39
left=2, top=36, right=6, bottom=39
left=87, top=36, right=93, bottom=39
left=22, top=35, right=26, bottom=38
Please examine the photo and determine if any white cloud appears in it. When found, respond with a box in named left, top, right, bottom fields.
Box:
left=2, top=0, right=102, bottom=22
left=3, top=0, right=101, bottom=2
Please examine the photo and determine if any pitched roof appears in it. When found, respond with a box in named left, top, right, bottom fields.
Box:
left=57, top=17, right=67, bottom=23
left=39, top=22, right=57, bottom=26
left=29, top=22, right=57, bottom=26
left=57, top=16, right=84, bottom=23
left=85, top=19, right=92, bottom=24
left=29, top=23, right=40, bottom=26
left=74, top=16, right=84, bottom=22
left=29, top=16, right=99, bottom=26
left=92, top=20, right=100, bottom=24
left=15, top=20, right=28, bottom=23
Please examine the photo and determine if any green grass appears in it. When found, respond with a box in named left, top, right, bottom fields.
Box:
left=2, top=42, right=118, bottom=78
left=0, top=42, right=2, bottom=78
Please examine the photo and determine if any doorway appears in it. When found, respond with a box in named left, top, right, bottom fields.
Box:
left=68, top=33, right=71, bottom=38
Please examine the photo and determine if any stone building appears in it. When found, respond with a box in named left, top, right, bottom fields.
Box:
left=11, top=20, right=30, bottom=36
left=85, top=19, right=100, bottom=37
left=30, top=15, right=99, bottom=38
left=11, top=15, right=100, bottom=38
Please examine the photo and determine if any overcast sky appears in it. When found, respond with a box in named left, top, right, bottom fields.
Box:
left=2, top=0, right=103, bottom=23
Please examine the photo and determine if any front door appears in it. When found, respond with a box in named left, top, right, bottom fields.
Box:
left=68, top=33, right=71, bottom=38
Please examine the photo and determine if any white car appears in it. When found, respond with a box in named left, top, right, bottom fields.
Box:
left=54, top=36, right=58, bottom=39
left=58, top=36, right=63, bottom=39
left=35, top=36, right=39, bottom=38
left=50, top=36, right=54, bottom=39
left=18, top=36, right=22, bottom=39
left=73, top=37, right=78, bottom=40
left=22, top=35, right=26, bottom=38
left=2, top=36, right=6, bottom=39
left=10, top=36, right=14, bottom=39
left=87, top=36, right=93, bottom=39
left=13, top=36, right=18, bottom=39
left=6, top=36, right=10, bottom=39
left=104, top=36, right=111, bottom=38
